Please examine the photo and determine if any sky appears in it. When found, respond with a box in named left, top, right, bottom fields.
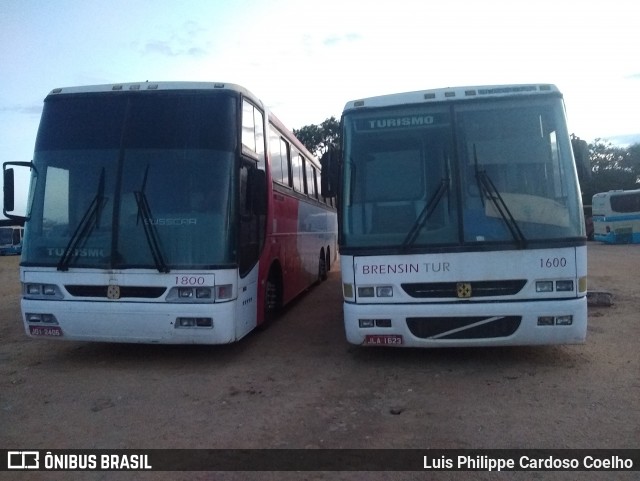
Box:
left=1, top=0, right=639, bottom=216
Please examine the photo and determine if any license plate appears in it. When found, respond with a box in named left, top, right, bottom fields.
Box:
left=29, top=325, right=63, bottom=337
left=364, top=334, right=403, bottom=345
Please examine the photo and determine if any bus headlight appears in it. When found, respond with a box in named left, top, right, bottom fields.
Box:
left=196, top=287, right=212, bottom=299
left=175, top=317, right=213, bottom=328
left=556, top=315, right=573, bottom=326
left=358, top=287, right=375, bottom=297
left=376, top=286, right=393, bottom=297
left=167, top=285, right=232, bottom=303
left=179, top=287, right=194, bottom=298
left=26, top=313, right=59, bottom=324
left=555, top=280, right=574, bottom=292
left=537, top=315, right=573, bottom=326
left=536, top=280, right=577, bottom=293
left=23, top=283, right=64, bottom=300
left=357, top=286, right=394, bottom=298
left=359, top=319, right=375, bottom=328
left=26, top=284, right=42, bottom=295
left=536, top=281, right=554, bottom=293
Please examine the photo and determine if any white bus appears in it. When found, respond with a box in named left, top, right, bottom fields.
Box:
left=592, top=189, right=640, bottom=244
left=3, top=82, right=337, bottom=344
left=322, top=84, right=587, bottom=347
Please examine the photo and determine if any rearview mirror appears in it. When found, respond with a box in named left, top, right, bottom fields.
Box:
left=3, top=168, right=15, bottom=212
left=320, top=147, right=341, bottom=198
left=3, top=161, right=34, bottom=222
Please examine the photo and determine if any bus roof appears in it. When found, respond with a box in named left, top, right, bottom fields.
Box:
left=45, top=81, right=264, bottom=109
left=593, top=188, right=640, bottom=197
left=43, top=81, right=317, bottom=165
left=343, top=84, right=561, bottom=112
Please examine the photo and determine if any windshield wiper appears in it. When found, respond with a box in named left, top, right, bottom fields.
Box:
left=57, top=169, right=107, bottom=271
left=402, top=177, right=449, bottom=250
left=134, top=165, right=170, bottom=273
left=473, top=145, right=527, bottom=248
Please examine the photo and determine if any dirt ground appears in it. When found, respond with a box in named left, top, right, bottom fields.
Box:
left=0, top=243, right=638, bottom=481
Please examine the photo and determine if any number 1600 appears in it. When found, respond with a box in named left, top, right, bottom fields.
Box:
left=539, top=257, right=567, bottom=268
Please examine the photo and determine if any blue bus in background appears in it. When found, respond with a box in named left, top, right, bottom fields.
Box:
left=0, top=225, right=24, bottom=255
left=592, top=189, right=640, bottom=244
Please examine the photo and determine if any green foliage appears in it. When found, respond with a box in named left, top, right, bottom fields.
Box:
left=581, top=138, right=640, bottom=205
left=293, top=117, right=340, bottom=158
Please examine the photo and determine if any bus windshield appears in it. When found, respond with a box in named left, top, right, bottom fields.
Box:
left=24, top=92, right=238, bottom=269
left=341, top=96, right=584, bottom=250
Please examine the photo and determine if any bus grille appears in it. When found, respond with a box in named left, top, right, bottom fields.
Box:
left=401, top=280, right=526, bottom=298
left=65, top=285, right=166, bottom=298
left=406, top=316, right=521, bottom=339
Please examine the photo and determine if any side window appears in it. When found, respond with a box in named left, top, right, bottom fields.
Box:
left=317, top=169, right=324, bottom=203
left=291, top=150, right=304, bottom=192
left=280, top=138, right=290, bottom=186
left=254, top=107, right=265, bottom=167
left=611, top=193, right=640, bottom=213
left=268, top=127, right=282, bottom=182
left=269, top=126, right=290, bottom=186
left=242, top=100, right=265, bottom=167
left=242, top=101, right=256, bottom=153
left=306, top=162, right=317, bottom=199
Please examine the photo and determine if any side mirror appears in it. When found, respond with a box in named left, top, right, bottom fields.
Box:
left=320, top=147, right=341, bottom=198
left=3, top=161, right=34, bottom=222
left=3, top=168, right=15, bottom=212
left=571, top=137, right=590, bottom=182
left=248, top=168, right=267, bottom=215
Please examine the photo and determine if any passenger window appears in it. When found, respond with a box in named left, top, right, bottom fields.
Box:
left=242, top=100, right=265, bottom=167
left=269, top=126, right=290, bottom=186
left=306, top=163, right=317, bottom=199
left=291, top=151, right=304, bottom=192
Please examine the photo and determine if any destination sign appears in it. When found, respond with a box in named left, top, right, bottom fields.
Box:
left=356, top=113, right=449, bottom=131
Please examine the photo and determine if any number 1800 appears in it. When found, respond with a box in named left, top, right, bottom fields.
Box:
left=176, top=276, right=206, bottom=285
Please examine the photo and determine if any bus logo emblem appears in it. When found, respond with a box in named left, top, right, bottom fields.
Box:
left=457, top=282, right=472, bottom=298
left=107, top=285, right=121, bottom=299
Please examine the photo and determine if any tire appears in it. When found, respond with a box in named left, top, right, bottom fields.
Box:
left=318, top=251, right=328, bottom=282
left=260, top=268, right=281, bottom=330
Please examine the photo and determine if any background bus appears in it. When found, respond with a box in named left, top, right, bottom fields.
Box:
left=592, top=189, right=640, bottom=244
left=0, top=225, right=24, bottom=256
left=323, top=84, right=587, bottom=348
left=3, top=82, right=337, bottom=344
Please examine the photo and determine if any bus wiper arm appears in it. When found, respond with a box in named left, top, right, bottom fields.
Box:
left=402, top=178, right=449, bottom=250
left=473, top=146, right=526, bottom=248
left=57, top=169, right=106, bottom=271
left=134, top=166, right=170, bottom=273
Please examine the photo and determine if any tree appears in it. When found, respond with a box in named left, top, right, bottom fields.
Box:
left=581, top=139, right=640, bottom=205
left=293, top=117, right=340, bottom=158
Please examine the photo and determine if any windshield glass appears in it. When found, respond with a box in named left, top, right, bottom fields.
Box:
left=342, top=106, right=458, bottom=248
left=23, top=91, right=238, bottom=269
left=341, top=96, right=584, bottom=250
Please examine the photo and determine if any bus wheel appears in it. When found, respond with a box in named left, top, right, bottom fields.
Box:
left=261, top=269, right=281, bottom=329
left=325, top=247, right=331, bottom=272
left=318, top=251, right=328, bottom=282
